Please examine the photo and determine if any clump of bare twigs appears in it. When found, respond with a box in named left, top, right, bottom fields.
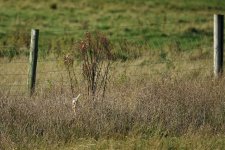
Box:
left=79, top=32, right=113, bottom=102
left=63, top=53, right=78, bottom=96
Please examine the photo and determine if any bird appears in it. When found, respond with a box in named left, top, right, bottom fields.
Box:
left=72, top=94, right=81, bottom=114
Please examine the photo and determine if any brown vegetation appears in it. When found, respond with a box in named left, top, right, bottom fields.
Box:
left=1, top=76, right=225, bottom=149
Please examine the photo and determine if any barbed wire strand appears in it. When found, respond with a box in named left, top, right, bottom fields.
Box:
left=0, top=73, right=27, bottom=76
left=0, top=84, right=27, bottom=87
left=0, top=61, right=28, bottom=64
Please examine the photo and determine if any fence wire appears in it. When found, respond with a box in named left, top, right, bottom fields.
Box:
left=0, top=61, right=217, bottom=96
left=0, top=24, right=219, bottom=96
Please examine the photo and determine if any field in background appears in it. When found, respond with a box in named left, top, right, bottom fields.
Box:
left=0, top=0, right=224, bottom=59
left=1, top=0, right=225, bottom=149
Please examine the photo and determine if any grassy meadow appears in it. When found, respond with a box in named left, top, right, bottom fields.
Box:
left=1, top=0, right=225, bottom=149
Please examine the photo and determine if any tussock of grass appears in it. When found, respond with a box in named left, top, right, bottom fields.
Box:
left=1, top=77, right=225, bottom=149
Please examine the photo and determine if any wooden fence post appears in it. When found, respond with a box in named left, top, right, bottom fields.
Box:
left=28, top=29, right=39, bottom=96
left=214, top=14, right=224, bottom=78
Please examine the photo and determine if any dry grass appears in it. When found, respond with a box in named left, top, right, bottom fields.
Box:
left=50, top=135, right=225, bottom=150
left=1, top=72, right=225, bottom=149
left=0, top=0, right=224, bottom=148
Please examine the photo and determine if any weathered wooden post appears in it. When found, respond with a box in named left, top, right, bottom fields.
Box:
left=28, top=29, right=39, bottom=96
left=214, top=14, right=224, bottom=78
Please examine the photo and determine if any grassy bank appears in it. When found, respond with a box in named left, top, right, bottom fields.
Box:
left=1, top=76, right=225, bottom=149
left=1, top=0, right=225, bottom=149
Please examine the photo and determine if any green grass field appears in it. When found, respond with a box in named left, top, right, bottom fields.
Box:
left=1, top=0, right=225, bottom=149
left=0, top=0, right=224, bottom=60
